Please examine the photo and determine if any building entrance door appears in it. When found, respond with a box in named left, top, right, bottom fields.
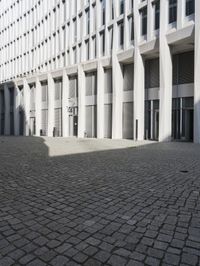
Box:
left=145, top=100, right=159, bottom=141
left=30, top=117, right=36, bottom=136
left=19, top=109, right=24, bottom=136
left=172, top=97, right=193, bottom=142
left=182, top=109, right=193, bottom=141
left=69, top=107, right=78, bottom=137
left=154, top=110, right=159, bottom=141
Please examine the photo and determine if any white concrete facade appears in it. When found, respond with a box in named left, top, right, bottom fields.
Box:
left=0, top=0, right=197, bottom=142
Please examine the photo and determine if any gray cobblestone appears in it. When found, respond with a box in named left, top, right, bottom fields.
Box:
left=0, top=138, right=200, bottom=265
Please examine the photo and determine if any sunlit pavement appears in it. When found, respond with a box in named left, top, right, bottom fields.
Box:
left=0, top=137, right=200, bottom=266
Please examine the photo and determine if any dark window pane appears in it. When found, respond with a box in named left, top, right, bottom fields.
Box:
left=155, top=1, right=160, bottom=30
left=140, top=7, right=147, bottom=35
left=186, top=0, right=195, bottom=16
left=169, top=0, right=177, bottom=24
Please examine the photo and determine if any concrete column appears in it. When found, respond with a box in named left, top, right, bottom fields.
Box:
left=112, top=53, right=123, bottom=139
left=47, top=73, right=55, bottom=137
left=35, top=77, right=42, bottom=136
left=133, top=50, right=145, bottom=140
left=133, top=0, right=145, bottom=141
left=23, top=79, right=30, bottom=136
left=78, top=65, right=86, bottom=138
left=97, top=61, right=104, bottom=138
left=177, top=0, right=184, bottom=29
left=194, top=0, right=200, bottom=143
left=147, top=0, right=153, bottom=41
left=159, top=0, right=173, bottom=142
left=4, top=84, right=10, bottom=135
left=14, top=84, right=20, bottom=136
left=111, top=3, right=123, bottom=139
left=62, top=70, right=69, bottom=137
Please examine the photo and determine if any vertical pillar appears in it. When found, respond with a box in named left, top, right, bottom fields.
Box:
left=35, top=77, right=42, bottom=136
left=4, top=84, right=10, bottom=135
left=97, top=61, right=104, bottom=138
left=62, top=70, right=69, bottom=137
left=78, top=65, right=86, bottom=138
left=147, top=0, right=153, bottom=42
left=194, top=0, right=200, bottom=143
left=159, top=0, right=172, bottom=142
left=47, top=73, right=55, bottom=137
left=23, top=79, right=30, bottom=136
left=111, top=3, right=123, bottom=139
left=177, top=0, right=184, bottom=30
left=133, top=0, right=145, bottom=141
left=14, top=84, right=20, bottom=136
left=112, top=54, right=123, bottom=139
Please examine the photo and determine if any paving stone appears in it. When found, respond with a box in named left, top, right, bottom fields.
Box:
left=0, top=239, right=9, bottom=249
left=127, top=260, right=144, bottom=266
left=19, top=254, right=35, bottom=264
left=50, top=255, right=69, bottom=266
left=0, top=257, right=14, bottom=266
left=84, top=258, right=102, bottom=266
left=181, top=252, right=198, bottom=265
left=33, top=236, right=48, bottom=246
left=145, top=256, right=160, bottom=266
left=8, top=248, right=25, bottom=260
left=94, top=250, right=111, bottom=263
left=164, top=253, right=180, bottom=265
left=147, top=247, right=164, bottom=259
left=27, top=258, right=47, bottom=266
left=46, top=240, right=61, bottom=249
left=108, top=255, right=127, bottom=266
left=83, top=246, right=98, bottom=256
left=86, top=237, right=101, bottom=246
left=39, top=250, right=57, bottom=262
left=56, top=243, right=72, bottom=253
left=73, top=252, right=88, bottom=263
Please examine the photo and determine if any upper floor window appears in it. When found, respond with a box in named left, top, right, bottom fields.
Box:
left=140, top=7, right=147, bottom=36
left=154, top=1, right=160, bottom=30
left=101, top=0, right=105, bottom=26
left=186, top=0, right=195, bottom=16
left=128, top=16, right=134, bottom=43
left=119, top=0, right=124, bottom=15
left=169, top=0, right=177, bottom=24
left=100, top=30, right=105, bottom=56
left=118, top=21, right=124, bottom=49
left=110, top=0, right=114, bottom=20
left=85, top=9, right=90, bottom=35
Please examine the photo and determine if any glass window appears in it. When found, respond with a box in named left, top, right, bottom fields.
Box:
left=128, top=16, right=134, bottom=43
left=118, top=21, right=124, bottom=49
left=109, top=27, right=113, bottom=52
left=92, top=36, right=96, bottom=59
left=119, top=0, right=124, bottom=15
left=140, top=7, right=147, bottom=36
left=101, top=0, right=105, bottom=26
left=85, top=40, right=89, bottom=60
left=110, top=0, right=114, bottom=20
left=85, top=9, right=90, bottom=35
left=100, top=31, right=105, bottom=56
left=169, top=0, right=177, bottom=24
left=186, top=0, right=195, bottom=16
left=154, top=1, right=160, bottom=30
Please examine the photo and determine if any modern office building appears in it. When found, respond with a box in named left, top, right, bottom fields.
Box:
left=0, top=0, right=199, bottom=142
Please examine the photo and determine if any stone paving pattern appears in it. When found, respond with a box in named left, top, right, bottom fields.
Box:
left=0, top=137, right=200, bottom=266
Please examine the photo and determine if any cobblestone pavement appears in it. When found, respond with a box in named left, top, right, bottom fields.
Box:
left=0, top=137, right=200, bottom=266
